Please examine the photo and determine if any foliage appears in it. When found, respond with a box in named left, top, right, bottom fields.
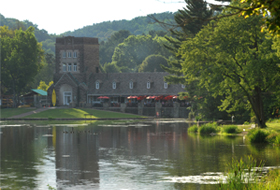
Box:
left=187, top=125, right=198, bottom=133
left=198, top=122, right=220, bottom=134
left=1, top=26, right=44, bottom=106
left=223, top=125, right=239, bottom=134
left=37, top=81, right=53, bottom=91
left=138, top=54, right=168, bottom=72
left=247, top=129, right=270, bottom=143
left=178, top=8, right=280, bottom=128
left=218, top=155, right=262, bottom=190
left=102, top=62, right=121, bottom=73
left=112, top=35, right=172, bottom=72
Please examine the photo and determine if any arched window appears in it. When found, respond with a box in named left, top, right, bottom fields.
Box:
left=96, top=81, right=99, bottom=89
left=147, top=81, right=150, bottom=89
left=112, top=82, right=116, bottom=89
left=164, top=82, right=168, bottom=89
left=63, top=63, right=66, bottom=72
left=129, top=81, right=133, bottom=89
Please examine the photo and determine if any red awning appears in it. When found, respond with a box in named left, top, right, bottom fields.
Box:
left=155, top=95, right=164, bottom=101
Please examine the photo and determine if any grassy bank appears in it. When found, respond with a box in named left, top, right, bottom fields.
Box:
left=0, top=108, right=36, bottom=118
left=24, top=108, right=145, bottom=119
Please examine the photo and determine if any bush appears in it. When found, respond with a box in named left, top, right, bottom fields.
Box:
left=223, top=125, right=239, bottom=134
left=188, top=125, right=198, bottom=133
left=199, top=122, right=219, bottom=134
left=248, top=129, right=269, bottom=143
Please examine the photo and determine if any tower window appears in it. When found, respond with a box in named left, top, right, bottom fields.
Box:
left=73, top=63, right=77, bottom=71
left=73, top=52, right=77, bottom=58
left=68, top=63, right=72, bottom=72
left=63, top=63, right=66, bottom=72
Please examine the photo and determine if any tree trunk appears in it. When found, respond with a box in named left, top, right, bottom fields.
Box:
left=249, top=87, right=267, bottom=128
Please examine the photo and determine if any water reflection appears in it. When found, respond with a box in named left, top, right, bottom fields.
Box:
left=0, top=121, right=280, bottom=190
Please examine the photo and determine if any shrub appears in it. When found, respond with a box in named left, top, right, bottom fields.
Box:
left=188, top=125, right=198, bottom=133
left=223, top=125, right=239, bottom=134
left=248, top=129, right=269, bottom=143
left=199, top=122, right=219, bottom=134
left=244, top=121, right=250, bottom=125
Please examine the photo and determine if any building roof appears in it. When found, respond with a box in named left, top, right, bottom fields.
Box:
left=88, top=72, right=184, bottom=96
left=31, top=89, right=47, bottom=96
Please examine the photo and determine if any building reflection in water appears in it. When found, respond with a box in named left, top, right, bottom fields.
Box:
left=54, top=127, right=99, bottom=189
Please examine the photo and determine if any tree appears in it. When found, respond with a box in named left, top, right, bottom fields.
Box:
left=102, top=62, right=121, bottom=73
left=178, top=13, right=280, bottom=128
left=112, top=35, right=172, bottom=72
left=37, top=81, right=53, bottom=91
left=1, top=26, right=44, bottom=106
left=138, top=54, right=168, bottom=72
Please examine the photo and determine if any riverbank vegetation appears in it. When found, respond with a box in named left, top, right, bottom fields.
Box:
left=218, top=156, right=280, bottom=190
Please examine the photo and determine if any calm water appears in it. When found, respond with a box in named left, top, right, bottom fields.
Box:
left=0, top=120, right=279, bottom=190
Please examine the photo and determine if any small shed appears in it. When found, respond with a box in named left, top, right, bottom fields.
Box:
left=21, top=89, right=48, bottom=107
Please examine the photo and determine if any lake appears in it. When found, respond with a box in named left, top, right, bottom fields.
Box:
left=1, top=120, right=279, bottom=190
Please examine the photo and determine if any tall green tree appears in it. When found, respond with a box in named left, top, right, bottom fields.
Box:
left=138, top=54, right=168, bottom=72
left=178, top=12, right=280, bottom=127
left=1, top=26, right=44, bottom=106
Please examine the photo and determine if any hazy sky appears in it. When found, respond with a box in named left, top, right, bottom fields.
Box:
left=0, top=0, right=187, bottom=34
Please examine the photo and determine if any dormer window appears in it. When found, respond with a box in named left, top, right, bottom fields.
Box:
left=112, top=82, right=116, bottom=89
left=96, top=81, right=99, bottom=89
left=129, top=81, right=133, bottom=89
left=147, top=81, right=150, bottom=89
left=67, top=52, right=72, bottom=58
left=164, top=82, right=168, bottom=89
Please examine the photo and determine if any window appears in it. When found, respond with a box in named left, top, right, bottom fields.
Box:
left=129, top=81, right=133, bottom=89
left=68, top=63, right=72, bottom=71
left=63, top=63, right=66, bottom=72
left=181, top=84, right=185, bottom=89
left=147, top=81, right=150, bottom=89
left=112, top=82, right=116, bottom=89
left=73, top=52, right=77, bottom=58
left=73, top=63, right=77, bottom=71
left=62, top=51, right=66, bottom=58
left=67, top=52, right=72, bottom=58
left=164, top=82, right=168, bottom=89
left=96, top=81, right=99, bottom=89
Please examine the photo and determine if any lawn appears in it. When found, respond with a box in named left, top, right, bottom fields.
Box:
left=24, top=108, right=145, bottom=119
left=1, top=108, right=36, bottom=118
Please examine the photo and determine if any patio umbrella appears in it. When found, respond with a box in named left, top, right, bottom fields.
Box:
left=155, top=95, right=164, bottom=101
left=146, top=96, right=156, bottom=99
left=97, top=96, right=110, bottom=99
left=163, top=95, right=173, bottom=101
left=137, top=96, right=146, bottom=101
left=127, top=96, right=138, bottom=99
left=173, top=95, right=178, bottom=99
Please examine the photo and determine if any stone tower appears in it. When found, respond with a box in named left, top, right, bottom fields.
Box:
left=49, top=36, right=99, bottom=106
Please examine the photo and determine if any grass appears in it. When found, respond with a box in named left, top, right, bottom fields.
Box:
left=0, top=108, right=36, bottom=118
left=188, top=125, right=198, bottom=133
left=24, top=108, right=145, bottom=119
left=198, top=122, right=220, bottom=134
left=218, top=156, right=280, bottom=190
left=222, top=125, right=240, bottom=134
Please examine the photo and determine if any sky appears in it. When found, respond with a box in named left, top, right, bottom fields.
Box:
left=0, top=0, right=188, bottom=35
